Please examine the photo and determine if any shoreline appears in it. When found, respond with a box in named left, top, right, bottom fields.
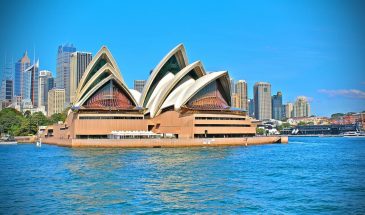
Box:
left=41, top=136, right=288, bottom=148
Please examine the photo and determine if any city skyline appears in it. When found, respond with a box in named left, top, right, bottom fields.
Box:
left=1, top=1, right=365, bottom=116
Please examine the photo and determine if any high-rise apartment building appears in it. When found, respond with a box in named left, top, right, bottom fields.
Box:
left=248, top=98, right=255, bottom=117
left=235, top=80, right=248, bottom=110
left=70, top=51, right=92, bottom=103
left=14, top=51, right=30, bottom=97
left=230, top=78, right=235, bottom=105
left=134, top=80, right=146, bottom=93
left=254, top=82, right=272, bottom=120
left=283, top=102, right=293, bottom=119
left=38, top=70, right=54, bottom=110
left=22, top=60, right=39, bottom=107
left=0, top=80, right=13, bottom=101
left=294, top=96, right=311, bottom=117
left=231, top=93, right=240, bottom=109
left=56, top=44, right=76, bottom=104
left=272, top=91, right=283, bottom=120
left=48, top=88, right=65, bottom=116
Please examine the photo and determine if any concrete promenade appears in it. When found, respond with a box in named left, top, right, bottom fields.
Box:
left=42, top=136, right=288, bottom=148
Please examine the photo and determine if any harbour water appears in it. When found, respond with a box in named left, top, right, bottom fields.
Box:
left=0, top=137, right=364, bottom=214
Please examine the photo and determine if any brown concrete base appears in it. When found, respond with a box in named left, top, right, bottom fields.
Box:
left=41, top=136, right=288, bottom=148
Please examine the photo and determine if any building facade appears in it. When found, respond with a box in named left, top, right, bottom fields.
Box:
left=48, top=88, right=65, bottom=116
left=56, top=44, right=76, bottom=105
left=45, top=44, right=256, bottom=140
left=14, top=51, right=30, bottom=97
left=283, top=102, right=293, bottom=119
left=272, top=91, right=283, bottom=120
left=254, top=82, right=272, bottom=120
left=22, top=60, right=39, bottom=107
left=0, top=80, right=13, bottom=101
left=38, top=70, right=54, bottom=110
left=133, top=80, right=146, bottom=93
left=293, top=96, right=310, bottom=117
left=248, top=98, right=255, bottom=117
left=235, top=80, right=248, bottom=111
left=70, top=51, right=92, bottom=103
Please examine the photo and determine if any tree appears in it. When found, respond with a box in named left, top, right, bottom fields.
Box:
left=298, top=121, right=307, bottom=126
left=331, top=113, right=345, bottom=119
left=0, top=108, right=24, bottom=136
left=256, top=127, right=265, bottom=135
left=49, top=113, right=67, bottom=124
left=277, top=122, right=291, bottom=131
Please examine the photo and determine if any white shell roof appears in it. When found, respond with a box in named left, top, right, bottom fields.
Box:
left=139, top=43, right=188, bottom=106
left=174, top=71, right=229, bottom=109
left=148, top=61, right=206, bottom=117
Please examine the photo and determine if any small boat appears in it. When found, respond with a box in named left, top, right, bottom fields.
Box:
left=0, top=135, right=18, bottom=145
left=343, top=131, right=365, bottom=137
left=0, top=141, right=17, bottom=145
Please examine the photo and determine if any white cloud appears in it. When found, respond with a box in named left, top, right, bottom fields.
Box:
left=318, top=89, right=365, bottom=99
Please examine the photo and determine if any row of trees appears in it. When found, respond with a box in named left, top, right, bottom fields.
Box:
left=0, top=108, right=67, bottom=136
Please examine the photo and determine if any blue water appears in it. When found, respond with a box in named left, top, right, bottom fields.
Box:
left=0, top=137, right=365, bottom=214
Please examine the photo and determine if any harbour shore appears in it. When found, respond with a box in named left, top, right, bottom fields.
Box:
left=41, top=136, right=288, bottom=148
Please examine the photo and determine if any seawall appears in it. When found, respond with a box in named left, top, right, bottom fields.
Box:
left=42, top=136, right=288, bottom=148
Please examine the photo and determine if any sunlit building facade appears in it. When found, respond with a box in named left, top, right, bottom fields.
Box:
left=134, top=80, right=146, bottom=93
left=254, top=82, right=271, bottom=120
left=70, top=51, right=92, bottom=103
left=14, top=51, right=30, bottom=97
left=272, top=91, right=283, bottom=120
left=46, top=44, right=255, bottom=140
left=56, top=44, right=76, bottom=104
left=38, top=70, right=54, bottom=110
left=293, top=96, right=311, bottom=117
left=48, top=88, right=65, bottom=116
left=235, top=80, right=248, bottom=111
left=22, top=60, right=39, bottom=107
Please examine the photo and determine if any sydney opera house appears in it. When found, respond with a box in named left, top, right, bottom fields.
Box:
left=45, top=44, right=256, bottom=141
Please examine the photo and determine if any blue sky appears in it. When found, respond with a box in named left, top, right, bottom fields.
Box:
left=0, top=0, right=364, bottom=116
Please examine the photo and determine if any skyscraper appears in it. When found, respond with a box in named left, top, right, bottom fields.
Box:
left=248, top=98, right=255, bottom=117
left=232, top=93, right=240, bottom=108
left=56, top=44, right=76, bottom=104
left=0, top=80, right=13, bottom=101
left=70, top=51, right=92, bottom=103
left=230, top=78, right=235, bottom=105
left=293, top=96, right=311, bottom=117
left=38, top=70, right=54, bottom=110
left=134, top=80, right=146, bottom=93
left=22, top=60, right=39, bottom=107
left=235, top=80, right=248, bottom=110
left=272, top=91, right=283, bottom=120
left=48, top=88, right=65, bottom=116
left=14, top=51, right=30, bottom=97
left=283, top=102, right=293, bottom=119
left=254, top=82, right=271, bottom=120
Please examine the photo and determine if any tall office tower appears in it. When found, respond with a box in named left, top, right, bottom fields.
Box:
left=283, top=102, right=293, bottom=119
left=38, top=70, right=54, bottom=110
left=235, top=80, right=248, bottom=110
left=230, top=78, right=235, bottom=105
left=272, top=91, right=283, bottom=120
left=232, top=93, right=240, bottom=108
left=70, top=51, right=92, bottom=103
left=22, top=60, right=39, bottom=107
left=134, top=80, right=146, bottom=93
left=14, top=51, right=30, bottom=97
left=0, top=80, right=13, bottom=101
left=48, top=88, right=65, bottom=116
left=56, top=44, right=76, bottom=104
left=254, top=82, right=272, bottom=120
left=294, top=96, right=311, bottom=117
left=248, top=98, right=255, bottom=117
